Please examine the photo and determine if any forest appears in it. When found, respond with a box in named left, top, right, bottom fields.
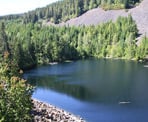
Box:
left=1, top=15, right=147, bottom=70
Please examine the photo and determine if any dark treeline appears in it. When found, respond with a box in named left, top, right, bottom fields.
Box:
left=4, top=15, right=148, bottom=70
left=0, top=14, right=22, bottom=21
left=1, top=0, right=142, bottom=24
left=23, top=0, right=141, bottom=24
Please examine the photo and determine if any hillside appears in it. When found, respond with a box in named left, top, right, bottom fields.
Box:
left=58, top=0, right=148, bottom=41
left=1, top=0, right=146, bottom=39
left=0, top=0, right=147, bottom=68
left=19, top=0, right=141, bottom=24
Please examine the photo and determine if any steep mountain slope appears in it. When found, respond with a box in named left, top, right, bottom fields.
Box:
left=59, top=0, right=148, bottom=39
left=130, top=0, right=148, bottom=37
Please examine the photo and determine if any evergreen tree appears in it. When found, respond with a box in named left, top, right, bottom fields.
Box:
left=0, top=22, right=10, bottom=58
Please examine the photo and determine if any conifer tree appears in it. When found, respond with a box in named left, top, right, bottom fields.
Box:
left=0, top=22, right=10, bottom=58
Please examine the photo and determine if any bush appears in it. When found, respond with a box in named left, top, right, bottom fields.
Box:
left=0, top=52, right=33, bottom=122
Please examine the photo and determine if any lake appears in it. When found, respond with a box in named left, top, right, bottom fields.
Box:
left=24, top=59, right=148, bottom=122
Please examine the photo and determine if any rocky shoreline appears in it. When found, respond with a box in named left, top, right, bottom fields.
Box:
left=32, top=99, right=86, bottom=122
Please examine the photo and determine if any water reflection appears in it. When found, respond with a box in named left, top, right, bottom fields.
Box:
left=28, top=75, right=94, bottom=101
left=26, top=59, right=148, bottom=105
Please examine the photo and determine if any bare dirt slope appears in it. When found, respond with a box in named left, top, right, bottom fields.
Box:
left=130, top=0, right=148, bottom=37
left=59, top=0, right=148, bottom=39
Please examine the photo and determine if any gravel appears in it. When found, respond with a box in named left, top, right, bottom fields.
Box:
left=32, top=99, right=86, bottom=122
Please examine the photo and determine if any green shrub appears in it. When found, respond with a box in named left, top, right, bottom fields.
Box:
left=0, top=52, right=33, bottom=122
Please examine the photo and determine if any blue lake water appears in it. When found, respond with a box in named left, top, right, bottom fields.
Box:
left=24, top=59, right=148, bottom=122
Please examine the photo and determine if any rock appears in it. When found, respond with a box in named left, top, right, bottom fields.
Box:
left=32, top=99, right=86, bottom=122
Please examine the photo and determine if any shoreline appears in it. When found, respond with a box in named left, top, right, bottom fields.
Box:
left=32, top=99, right=86, bottom=122
left=24, top=57, right=147, bottom=72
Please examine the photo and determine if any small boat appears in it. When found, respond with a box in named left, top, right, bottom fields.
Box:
left=119, top=101, right=131, bottom=104
left=49, top=62, right=58, bottom=65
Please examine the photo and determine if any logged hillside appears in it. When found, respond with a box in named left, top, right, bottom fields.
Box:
left=59, top=0, right=148, bottom=39
left=20, top=0, right=141, bottom=24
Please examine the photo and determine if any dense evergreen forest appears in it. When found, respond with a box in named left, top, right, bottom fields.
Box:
left=0, top=0, right=142, bottom=24
left=1, top=15, right=147, bottom=70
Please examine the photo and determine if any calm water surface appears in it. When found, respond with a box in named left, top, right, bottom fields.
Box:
left=24, top=59, right=148, bottom=122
